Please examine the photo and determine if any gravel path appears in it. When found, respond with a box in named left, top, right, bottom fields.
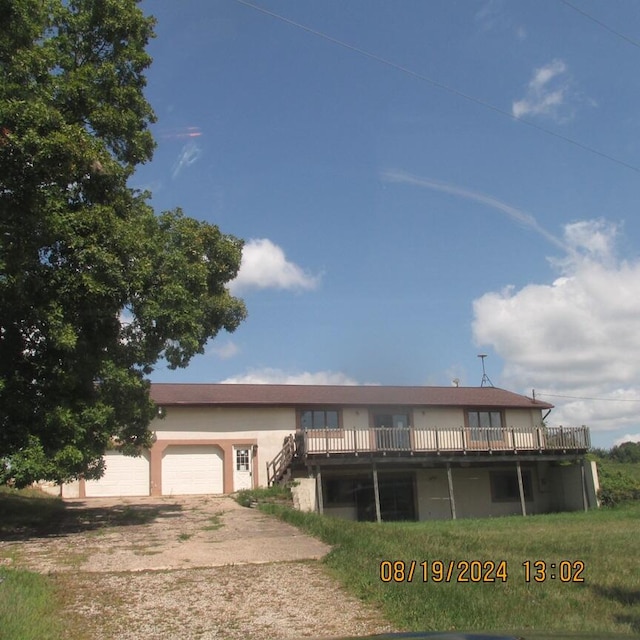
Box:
left=1, top=496, right=397, bottom=639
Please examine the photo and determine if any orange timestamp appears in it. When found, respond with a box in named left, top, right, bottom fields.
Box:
left=380, top=560, right=509, bottom=583
left=379, top=560, right=586, bottom=583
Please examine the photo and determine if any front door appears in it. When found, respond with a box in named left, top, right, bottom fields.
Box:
left=233, top=446, right=253, bottom=491
left=374, top=413, right=411, bottom=450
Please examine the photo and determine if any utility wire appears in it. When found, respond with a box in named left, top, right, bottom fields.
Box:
left=537, top=392, right=640, bottom=403
left=232, top=0, right=640, bottom=175
left=560, top=0, right=640, bottom=50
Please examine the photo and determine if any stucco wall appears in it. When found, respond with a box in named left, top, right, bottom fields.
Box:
left=151, top=406, right=295, bottom=487
left=413, top=407, right=463, bottom=429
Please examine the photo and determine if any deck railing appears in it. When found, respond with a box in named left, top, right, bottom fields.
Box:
left=300, top=425, right=590, bottom=456
left=266, top=434, right=296, bottom=486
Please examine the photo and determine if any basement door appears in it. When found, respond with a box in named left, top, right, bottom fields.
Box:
left=233, top=446, right=253, bottom=491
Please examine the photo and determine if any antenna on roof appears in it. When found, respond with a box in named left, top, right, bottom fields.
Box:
left=477, top=354, right=494, bottom=388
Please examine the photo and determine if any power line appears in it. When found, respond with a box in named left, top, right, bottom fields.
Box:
left=537, top=392, right=640, bottom=403
left=232, top=0, right=640, bottom=175
left=560, top=0, right=640, bottom=50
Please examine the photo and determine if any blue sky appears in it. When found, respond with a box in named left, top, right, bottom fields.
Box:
left=137, top=0, right=640, bottom=448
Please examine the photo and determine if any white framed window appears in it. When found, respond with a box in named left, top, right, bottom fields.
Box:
left=236, top=448, right=250, bottom=471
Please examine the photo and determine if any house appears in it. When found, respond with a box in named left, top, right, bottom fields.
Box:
left=56, top=383, right=598, bottom=521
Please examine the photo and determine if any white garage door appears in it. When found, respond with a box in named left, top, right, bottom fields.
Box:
left=161, top=445, right=224, bottom=496
left=85, top=451, right=150, bottom=497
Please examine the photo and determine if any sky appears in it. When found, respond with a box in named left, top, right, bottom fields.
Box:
left=136, top=0, right=640, bottom=449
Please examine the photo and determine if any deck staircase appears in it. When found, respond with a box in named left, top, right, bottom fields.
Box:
left=266, top=434, right=297, bottom=486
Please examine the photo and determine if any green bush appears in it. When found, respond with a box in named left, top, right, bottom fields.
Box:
left=597, top=462, right=640, bottom=506
left=234, top=484, right=293, bottom=508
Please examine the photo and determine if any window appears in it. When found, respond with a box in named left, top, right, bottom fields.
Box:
left=467, top=410, right=502, bottom=441
left=299, top=409, right=340, bottom=429
left=490, top=470, right=533, bottom=502
left=235, top=448, right=250, bottom=472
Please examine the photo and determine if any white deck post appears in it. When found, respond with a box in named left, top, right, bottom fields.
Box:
left=316, top=466, right=324, bottom=515
left=372, top=464, right=382, bottom=523
left=446, top=463, right=457, bottom=520
left=516, top=460, right=527, bottom=516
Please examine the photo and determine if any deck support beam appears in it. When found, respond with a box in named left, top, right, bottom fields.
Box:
left=372, top=463, right=382, bottom=523
left=581, top=462, right=588, bottom=511
left=315, top=466, right=324, bottom=515
left=446, top=463, right=457, bottom=520
left=516, top=460, right=527, bottom=516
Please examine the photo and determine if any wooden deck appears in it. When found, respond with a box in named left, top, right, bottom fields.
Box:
left=299, top=425, right=590, bottom=457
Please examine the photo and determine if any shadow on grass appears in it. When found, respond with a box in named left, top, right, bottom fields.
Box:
left=0, top=491, right=184, bottom=541
left=591, top=585, right=640, bottom=633
left=592, top=585, right=640, bottom=606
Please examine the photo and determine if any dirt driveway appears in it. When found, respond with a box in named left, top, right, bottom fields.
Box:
left=1, top=495, right=396, bottom=639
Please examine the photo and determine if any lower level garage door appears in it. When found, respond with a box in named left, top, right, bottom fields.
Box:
left=161, top=445, right=224, bottom=495
left=85, top=451, right=150, bottom=497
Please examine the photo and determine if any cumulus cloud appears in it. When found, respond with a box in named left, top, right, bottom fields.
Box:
left=229, top=238, right=321, bottom=294
left=219, top=368, right=363, bottom=385
left=473, top=219, right=640, bottom=433
left=614, top=433, right=640, bottom=446
left=512, top=59, right=571, bottom=121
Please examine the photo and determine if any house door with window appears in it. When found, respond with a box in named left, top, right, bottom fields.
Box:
left=374, top=413, right=411, bottom=451
left=233, top=446, right=253, bottom=491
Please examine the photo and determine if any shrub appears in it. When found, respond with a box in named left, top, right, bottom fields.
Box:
left=597, top=463, right=640, bottom=506
left=234, top=484, right=294, bottom=508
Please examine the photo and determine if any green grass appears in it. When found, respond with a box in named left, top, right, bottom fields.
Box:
left=234, top=484, right=293, bottom=507
left=259, top=501, right=640, bottom=635
left=202, top=513, right=224, bottom=531
left=0, top=486, right=65, bottom=537
left=0, top=568, right=67, bottom=640
left=598, top=460, right=640, bottom=483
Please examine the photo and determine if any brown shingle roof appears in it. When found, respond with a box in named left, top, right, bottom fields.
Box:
left=150, top=383, right=552, bottom=410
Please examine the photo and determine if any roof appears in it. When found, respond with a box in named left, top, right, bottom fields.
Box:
left=150, top=383, right=553, bottom=410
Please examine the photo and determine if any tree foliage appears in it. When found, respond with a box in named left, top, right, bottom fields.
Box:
left=609, top=441, right=640, bottom=463
left=0, top=0, right=247, bottom=486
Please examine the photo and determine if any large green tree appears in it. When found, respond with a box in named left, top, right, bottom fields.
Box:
left=0, top=0, right=247, bottom=486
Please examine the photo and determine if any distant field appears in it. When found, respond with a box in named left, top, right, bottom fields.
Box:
left=262, top=501, right=640, bottom=634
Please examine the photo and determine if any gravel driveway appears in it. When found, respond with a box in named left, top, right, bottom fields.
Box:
left=1, top=495, right=397, bottom=639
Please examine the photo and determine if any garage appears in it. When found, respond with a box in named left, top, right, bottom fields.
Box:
left=85, top=451, right=150, bottom=497
left=161, top=445, right=224, bottom=495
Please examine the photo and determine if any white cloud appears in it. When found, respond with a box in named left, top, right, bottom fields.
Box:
left=475, top=0, right=526, bottom=41
left=229, top=238, right=321, bottom=294
left=614, top=433, right=640, bottom=446
left=473, top=219, right=640, bottom=433
left=207, top=340, right=239, bottom=360
left=172, top=141, right=202, bottom=179
left=219, top=368, right=363, bottom=385
left=512, top=59, right=571, bottom=121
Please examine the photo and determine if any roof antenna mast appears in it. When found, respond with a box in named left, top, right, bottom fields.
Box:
left=477, top=354, right=494, bottom=388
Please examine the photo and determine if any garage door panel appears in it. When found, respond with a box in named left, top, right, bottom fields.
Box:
left=85, top=451, right=150, bottom=497
left=162, top=445, right=223, bottom=495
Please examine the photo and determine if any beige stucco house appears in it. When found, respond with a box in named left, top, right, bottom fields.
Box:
left=55, top=383, right=598, bottom=522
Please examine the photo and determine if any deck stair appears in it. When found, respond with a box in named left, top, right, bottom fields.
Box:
left=266, top=434, right=297, bottom=486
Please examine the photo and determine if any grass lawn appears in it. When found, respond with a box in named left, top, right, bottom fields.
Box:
left=0, top=568, right=67, bottom=640
left=260, top=501, right=640, bottom=635
left=0, top=487, right=69, bottom=640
